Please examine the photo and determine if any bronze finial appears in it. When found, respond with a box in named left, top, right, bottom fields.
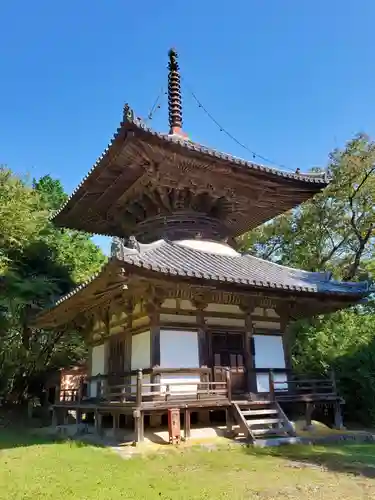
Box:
left=168, top=48, right=183, bottom=134
left=123, top=103, right=134, bottom=123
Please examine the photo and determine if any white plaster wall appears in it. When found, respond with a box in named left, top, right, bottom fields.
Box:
left=253, top=334, right=287, bottom=393
left=160, top=374, right=201, bottom=394
left=90, top=344, right=105, bottom=398
left=256, top=373, right=288, bottom=393
left=131, top=331, right=151, bottom=370
left=91, top=344, right=105, bottom=375
left=253, top=335, right=286, bottom=369
left=160, top=330, right=199, bottom=368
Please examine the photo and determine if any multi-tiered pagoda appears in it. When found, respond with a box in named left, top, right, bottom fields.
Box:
left=35, top=50, right=370, bottom=444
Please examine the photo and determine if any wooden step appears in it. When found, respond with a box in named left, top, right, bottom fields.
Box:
left=247, top=418, right=281, bottom=426
left=252, top=426, right=290, bottom=437
left=254, top=437, right=303, bottom=447
left=242, top=409, right=278, bottom=416
left=234, top=400, right=273, bottom=406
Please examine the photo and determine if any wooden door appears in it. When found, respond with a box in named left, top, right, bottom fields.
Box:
left=108, top=336, right=125, bottom=387
left=211, top=332, right=246, bottom=394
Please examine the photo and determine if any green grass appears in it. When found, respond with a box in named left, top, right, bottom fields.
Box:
left=1, top=430, right=375, bottom=499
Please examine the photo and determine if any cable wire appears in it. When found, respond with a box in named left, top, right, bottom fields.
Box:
left=145, top=87, right=166, bottom=124
left=183, top=79, right=298, bottom=172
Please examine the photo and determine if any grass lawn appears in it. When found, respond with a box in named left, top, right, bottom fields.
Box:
left=1, top=430, right=375, bottom=499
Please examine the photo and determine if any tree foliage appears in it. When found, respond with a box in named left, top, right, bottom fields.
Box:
left=241, top=134, right=375, bottom=425
left=0, top=170, right=106, bottom=400
left=240, top=133, right=375, bottom=281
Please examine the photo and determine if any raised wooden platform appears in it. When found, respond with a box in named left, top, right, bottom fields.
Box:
left=52, top=368, right=344, bottom=443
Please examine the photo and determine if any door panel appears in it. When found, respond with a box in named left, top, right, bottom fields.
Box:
left=211, top=332, right=246, bottom=393
left=108, top=336, right=125, bottom=386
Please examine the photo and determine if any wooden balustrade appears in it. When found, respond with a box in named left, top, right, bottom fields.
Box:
left=99, top=369, right=230, bottom=404
left=271, top=369, right=338, bottom=399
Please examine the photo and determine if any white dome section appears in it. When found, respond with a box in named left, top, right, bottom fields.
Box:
left=175, top=239, right=239, bottom=256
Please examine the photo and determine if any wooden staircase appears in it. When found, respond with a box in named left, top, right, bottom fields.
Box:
left=231, top=400, right=298, bottom=446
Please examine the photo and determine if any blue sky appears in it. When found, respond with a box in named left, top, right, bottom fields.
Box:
left=1, top=1, right=375, bottom=253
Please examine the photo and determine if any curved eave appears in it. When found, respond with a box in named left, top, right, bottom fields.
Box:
left=33, top=254, right=370, bottom=329
left=51, top=111, right=328, bottom=231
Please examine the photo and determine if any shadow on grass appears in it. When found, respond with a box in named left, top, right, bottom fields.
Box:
left=243, top=443, right=375, bottom=479
left=0, top=428, right=105, bottom=451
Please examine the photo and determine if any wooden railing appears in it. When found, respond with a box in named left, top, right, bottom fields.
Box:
left=60, top=388, right=81, bottom=402
left=268, top=369, right=338, bottom=401
left=104, top=369, right=231, bottom=404
left=59, top=368, right=232, bottom=405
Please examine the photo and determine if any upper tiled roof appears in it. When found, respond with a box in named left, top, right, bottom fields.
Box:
left=51, top=111, right=328, bottom=237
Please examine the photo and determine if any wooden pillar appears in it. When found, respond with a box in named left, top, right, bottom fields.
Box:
left=304, top=402, right=313, bottom=430
left=63, top=409, right=69, bottom=425
left=136, top=369, right=143, bottom=407
left=134, top=369, right=144, bottom=443
left=277, top=301, right=294, bottom=373
left=150, top=323, right=161, bottom=368
left=333, top=401, right=344, bottom=430
left=240, top=301, right=256, bottom=395
left=147, top=292, right=163, bottom=400
left=113, top=412, right=120, bottom=436
left=194, top=299, right=209, bottom=367
left=225, top=408, right=233, bottom=435
left=76, top=409, right=82, bottom=434
left=51, top=407, right=58, bottom=428
left=193, top=297, right=210, bottom=408
left=87, top=345, right=93, bottom=383
left=225, top=367, right=232, bottom=402
left=133, top=409, right=144, bottom=443
left=184, top=409, right=191, bottom=440
left=95, top=410, right=103, bottom=436
left=268, top=370, right=275, bottom=401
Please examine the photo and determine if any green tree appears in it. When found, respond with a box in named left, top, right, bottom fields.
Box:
left=0, top=171, right=106, bottom=400
left=240, top=133, right=375, bottom=425
left=239, top=133, right=375, bottom=281
left=0, top=167, right=46, bottom=272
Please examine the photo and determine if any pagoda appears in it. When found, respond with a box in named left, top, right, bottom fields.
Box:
left=35, top=49, right=370, bottom=444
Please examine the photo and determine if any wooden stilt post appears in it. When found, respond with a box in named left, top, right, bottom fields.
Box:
left=113, top=412, right=120, bottom=437
left=95, top=410, right=103, bottom=436
left=225, top=367, right=232, bottom=403
left=51, top=407, right=58, bottom=428
left=134, top=410, right=144, bottom=443
left=63, top=409, right=69, bottom=426
left=134, top=369, right=144, bottom=444
left=304, top=402, right=313, bottom=430
left=76, top=409, right=82, bottom=434
left=334, top=400, right=344, bottom=430
left=225, top=408, right=233, bottom=435
left=184, top=409, right=191, bottom=440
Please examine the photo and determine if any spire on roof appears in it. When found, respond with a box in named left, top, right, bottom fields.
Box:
left=168, top=48, right=187, bottom=138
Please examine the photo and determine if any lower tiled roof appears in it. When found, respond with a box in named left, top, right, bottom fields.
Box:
left=114, top=239, right=369, bottom=295
left=36, top=239, right=370, bottom=322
